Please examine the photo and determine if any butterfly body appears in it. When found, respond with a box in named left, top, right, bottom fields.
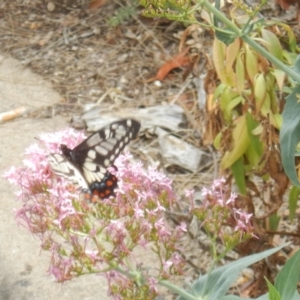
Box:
left=49, top=119, right=140, bottom=199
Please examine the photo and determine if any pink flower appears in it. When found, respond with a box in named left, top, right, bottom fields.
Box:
left=176, top=222, right=187, bottom=233
left=106, top=220, right=128, bottom=243
left=233, top=208, right=253, bottom=233
left=163, top=260, right=173, bottom=273
left=48, top=244, right=74, bottom=282
left=155, top=218, right=171, bottom=242
left=148, top=277, right=158, bottom=293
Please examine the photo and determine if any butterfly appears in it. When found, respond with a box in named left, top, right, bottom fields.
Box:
left=48, top=119, right=141, bottom=200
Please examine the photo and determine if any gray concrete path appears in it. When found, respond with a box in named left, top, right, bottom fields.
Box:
left=0, top=54, right=110, bottom=300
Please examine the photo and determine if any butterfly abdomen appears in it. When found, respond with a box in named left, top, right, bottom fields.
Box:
left=90, top=170, right=118, bottom=200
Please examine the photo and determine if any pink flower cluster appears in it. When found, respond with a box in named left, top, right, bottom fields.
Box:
left=4, top=128, right=255, bottom=299
left=4, top=129, right=186, bottom=298
left=4, top=129, right=86, bottom=233
left=192, top=177, right=255, bottom=247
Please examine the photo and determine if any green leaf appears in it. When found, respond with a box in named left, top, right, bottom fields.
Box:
left=269, top=213, right=280, bottom=231
left=213, top=0, right=237, bottom=46
left=254, top=74, right=267, bottom=111
left=245, top=45, right=258, bottom=85
left=261, top=29, right=283, bottom=62
left=231, top=157, right=246, bottom=195
left=177, top=244, right=287, bottom=300
left=214, top=132, right=222, bottom=149
left=274, top=249, right=300, bottom=299
left=266, top=278, right=281, bottom=300
left=272, top=69, right=286, bottom=92
left=236, top=52, right=245, bottom=94
left=245, top=113, right=263, bottom=166
left=280, top=23, right=297, bottom=53
left=213, top=83, right=227, bottom=102
left=216, top=30, right=237, bottom=46
left=220, top=91, right=241, bottom=120
left=288, top=186, right=300, bottom=221
left=221, top=115, right=250, bottom=169
left=293, top=55, right=300, bottom=75
left=280, top=86, right=300, bottom=187
left=227, top=96, right=244, bottom=114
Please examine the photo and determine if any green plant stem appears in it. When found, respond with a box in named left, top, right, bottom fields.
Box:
left=159, top=280, right=200, bottom=300
left=108, top=263, right=201, bottom=300
left=197, top=0, right=300, bottom=83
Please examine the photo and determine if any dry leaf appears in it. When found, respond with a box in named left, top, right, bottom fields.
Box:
left=154, top=48, right=190, bottom=81
left=179, top=24, right=201, bottom=51
left=89, top=0, right=108, bottom=9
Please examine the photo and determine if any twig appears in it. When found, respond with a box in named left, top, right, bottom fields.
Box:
left=0, top=106, right=26, bottom=123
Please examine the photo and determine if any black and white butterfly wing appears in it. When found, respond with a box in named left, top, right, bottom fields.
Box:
left=48, top=119, right=140, bottom=197
left=60, top=119, right=140, bottom=185
left=48, top=153, right=89, bottom=189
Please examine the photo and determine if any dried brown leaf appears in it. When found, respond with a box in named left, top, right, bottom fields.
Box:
left=154, top=48, right=190, bottom=81
left=89, top=0, right=108, bottom=9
